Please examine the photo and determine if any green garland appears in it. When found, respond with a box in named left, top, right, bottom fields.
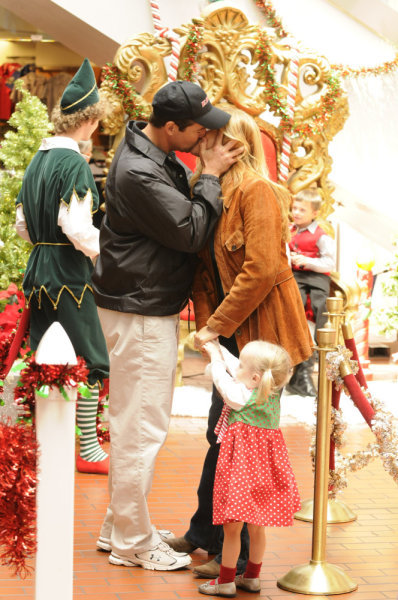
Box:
left=101, top=63, right=148, bottom=120
left=332, top=53, right=398, bottom=78
left=255, top=29, right=292, bottom=131
left=182, top=24, right=204, bottom=81
left=255, top=27, right=343, bottom=138
left=295, top=71, right=343, bottom=137
left=256, top=0, right=287, bottom=38
left=101, top=24, right=204, bottom=120
left=101, top=9, right=343, bottom=138
left=256, top=0, right=398, bottom=79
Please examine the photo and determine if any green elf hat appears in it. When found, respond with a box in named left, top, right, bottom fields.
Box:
left=60, top=58, right=99, bottom=114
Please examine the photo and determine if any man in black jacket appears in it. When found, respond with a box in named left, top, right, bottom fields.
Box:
left=92, top=81, right=241, bottom=571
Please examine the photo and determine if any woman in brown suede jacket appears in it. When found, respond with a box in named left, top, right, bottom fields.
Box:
left=192, top=107, right=312, bottom=363
left=167, top=107, right=312, bottom=578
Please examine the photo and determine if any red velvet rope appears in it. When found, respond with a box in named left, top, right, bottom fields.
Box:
left=2, top=306, right=30, bottom=379
left=329, top=385, right=341, bottom=473
left=329, top=334, right=371, bottom=491
left=341, top=372, right=375, bottom=427
left=344, top=336, right=368, bottom=389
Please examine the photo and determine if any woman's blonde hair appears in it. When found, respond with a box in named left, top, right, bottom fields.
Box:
left=192, top=105, right=290, bottom=241
left=240, top=340, right=292, bottom=405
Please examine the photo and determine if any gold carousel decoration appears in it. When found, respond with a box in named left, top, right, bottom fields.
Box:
left=99, top=2, right=349, bottom=226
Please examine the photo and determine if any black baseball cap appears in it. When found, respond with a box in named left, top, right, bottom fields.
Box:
left=152, top=80, right=230, bottom=129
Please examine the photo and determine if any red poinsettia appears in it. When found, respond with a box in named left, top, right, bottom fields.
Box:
left=0, top=284, right=25, bottom=339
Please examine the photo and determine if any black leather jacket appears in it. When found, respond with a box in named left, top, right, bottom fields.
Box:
left=92, top=121, right=222, bottom=316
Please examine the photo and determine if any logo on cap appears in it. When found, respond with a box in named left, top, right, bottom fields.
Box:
left=201, top=97, right=209, bottom=108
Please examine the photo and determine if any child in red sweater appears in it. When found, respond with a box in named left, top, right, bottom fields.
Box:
left=287, top=188, right=335, bottom=396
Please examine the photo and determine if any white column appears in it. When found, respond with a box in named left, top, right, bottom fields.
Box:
left=34, top=323, right=78, bottom=600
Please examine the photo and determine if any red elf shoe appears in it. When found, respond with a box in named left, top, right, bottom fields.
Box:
left=76, top=455, right=109, bottom=474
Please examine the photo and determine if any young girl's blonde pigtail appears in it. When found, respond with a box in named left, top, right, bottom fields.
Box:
left=256, top=368, right=274, bottom=405
left=241, top=340, right=292, bottom=406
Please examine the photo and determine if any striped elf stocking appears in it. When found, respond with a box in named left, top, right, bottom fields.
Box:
left=76, top=384, right=108, bottom=462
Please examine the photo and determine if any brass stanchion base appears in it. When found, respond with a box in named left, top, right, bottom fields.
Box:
left=295, top=498, right=357, bottom=523
left=277, top=560, right=358, bottom=595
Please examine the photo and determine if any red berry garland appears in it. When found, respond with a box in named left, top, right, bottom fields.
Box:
left=0, top=356, right=90, bottom=577
left=101, top=63, right=148, bottom=121
left=182, top=24, right=204, bottom=82
left=255, top=0, right=398, bottom=78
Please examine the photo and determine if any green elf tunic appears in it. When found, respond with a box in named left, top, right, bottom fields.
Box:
left=15, top=136, right=109, bottom=386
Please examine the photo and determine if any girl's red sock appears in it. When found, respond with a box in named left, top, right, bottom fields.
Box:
left=218, top=564, right=237, bottom=584
left=244, top=560, right=262, bottom=579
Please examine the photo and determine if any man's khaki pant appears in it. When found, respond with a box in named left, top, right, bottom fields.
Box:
left=98, top=307, right=179, bottom=556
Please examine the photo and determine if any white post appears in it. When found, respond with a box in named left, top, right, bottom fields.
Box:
left=34, top=323, right=78, bottom=600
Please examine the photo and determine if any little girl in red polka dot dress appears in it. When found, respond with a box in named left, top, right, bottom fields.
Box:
left=198, top=340, right=301, bottom=598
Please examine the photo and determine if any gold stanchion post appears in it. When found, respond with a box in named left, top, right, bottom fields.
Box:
left=295, top=297, right=357, bottom=524
left=277, top=328, right=357, bottom=595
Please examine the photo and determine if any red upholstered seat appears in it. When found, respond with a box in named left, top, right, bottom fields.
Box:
left=305, top=293, right=316, bottom=323
left=259, top=129, right=278, bottom=182
left=175, top=150, right=197, bottom=172
left=180, top=299, right=195, bottom=321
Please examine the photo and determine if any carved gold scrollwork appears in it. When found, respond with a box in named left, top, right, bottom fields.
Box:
left=100, top=32, right=172, bottom=167
left=100, top=32, right=170, bottom=140
left=113, top=33, right=170, bottom=101
left=99, top=2, right=349, bottom=224
left=176, top=10, right=268, bottom=115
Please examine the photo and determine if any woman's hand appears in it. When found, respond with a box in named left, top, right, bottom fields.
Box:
left=194, top=325, right=219, bottom=349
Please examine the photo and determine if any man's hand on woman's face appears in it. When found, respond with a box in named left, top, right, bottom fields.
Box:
left=200, top=130, right=244, bottom=178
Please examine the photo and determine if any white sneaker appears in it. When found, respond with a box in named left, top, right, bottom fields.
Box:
left=157, top=528, right=175, bottom=541
left=97, top=529, right=175, bottom=553
left=109, top=541, right=192, bottom=571
left=97, top=536, right=112, bottom=552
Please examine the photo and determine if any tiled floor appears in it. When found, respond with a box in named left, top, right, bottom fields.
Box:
left=1, top=358, right=398, bottom=599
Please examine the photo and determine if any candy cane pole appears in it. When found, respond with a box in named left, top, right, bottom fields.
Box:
left=149, top=0, right=180, bottom=81
left=279, top=45, right=299, bottom=183
left=35, top=323, right=78, bottom=600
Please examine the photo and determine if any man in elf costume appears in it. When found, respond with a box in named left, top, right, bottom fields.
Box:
left=15, top=58, right=110, bottom=474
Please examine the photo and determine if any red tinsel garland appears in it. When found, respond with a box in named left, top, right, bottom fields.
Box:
left=14, top=357, right=89, bottom=423
left=0, top=358, right=92, bottom=577
left=97, top=378, right=110, bottom=444
left=0, top=422, right=38, bottom=578
left=0, top=333, right=14, bottom=385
